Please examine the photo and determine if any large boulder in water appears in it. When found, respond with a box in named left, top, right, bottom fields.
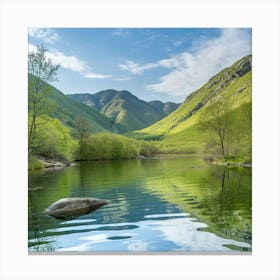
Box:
left=44, top=197, right=108, bottom=220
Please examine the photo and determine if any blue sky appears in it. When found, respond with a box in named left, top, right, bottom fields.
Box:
left=28, top=28, right=251, bottom=103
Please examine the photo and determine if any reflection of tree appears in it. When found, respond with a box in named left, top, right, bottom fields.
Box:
left=209, top=166, right=252, bottom=243
left=28, top=188, right=56, bottom=252
left=79, top=165, right=86, bottom=197
left=28, top=190, right=40, bottom=242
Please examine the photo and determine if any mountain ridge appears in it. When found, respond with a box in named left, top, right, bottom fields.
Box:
left=68, top=90, right=180, bottom=132
left=131, top=54, right=252, bottom=156
left=28, top=77, right=117, bottom=134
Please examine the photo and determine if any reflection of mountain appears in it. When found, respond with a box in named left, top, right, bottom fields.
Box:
left=142, top=161, right=252, bottom=245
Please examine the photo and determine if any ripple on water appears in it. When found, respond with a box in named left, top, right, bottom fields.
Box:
left=30, top=212, right=251, bottom=252
left=29, top=158, right=251, bottom=252
left=107, top=236, right=132, bottom=240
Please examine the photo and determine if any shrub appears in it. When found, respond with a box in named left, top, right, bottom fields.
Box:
left=77, top=133, right=139, bottom=160
left=28, top=156, right=44, bottom=171
left=31, top=117, right=76, bottom=161
left=139, top=140, right=160, bottom=156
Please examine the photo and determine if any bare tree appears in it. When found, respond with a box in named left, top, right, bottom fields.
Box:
left=201, top=95, right=233, bottom=160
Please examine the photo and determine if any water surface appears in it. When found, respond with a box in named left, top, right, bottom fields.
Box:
left=28, top=157, right=252, bottom=253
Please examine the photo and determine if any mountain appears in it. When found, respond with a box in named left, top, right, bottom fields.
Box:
left=68, top=90, right=180, bottom=132
left=132, top=55, right=252, bottom=155
left=148, top=100, right=180, bottom=115
left=28, top=77, right=115, bottom=133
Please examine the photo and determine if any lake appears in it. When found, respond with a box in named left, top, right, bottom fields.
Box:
left=28, top=157, right=252, bottom=253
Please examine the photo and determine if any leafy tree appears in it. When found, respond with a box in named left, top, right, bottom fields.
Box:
left=73, top=117, right=91, bottom=157
left=33, top=116, right=76, bottom=161
left=139, top=140, right=160, bottom=156
left=28, top=45, right=60, bottom=153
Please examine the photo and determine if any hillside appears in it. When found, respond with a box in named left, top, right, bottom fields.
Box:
left=69, top=90, right=180, bottom=132
left=28, top=76, right=115, bottom=134
left=131, top=55, right=252, bottom=156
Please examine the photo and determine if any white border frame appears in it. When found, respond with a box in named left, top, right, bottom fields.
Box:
left=1, top=0, right=279, bottom=279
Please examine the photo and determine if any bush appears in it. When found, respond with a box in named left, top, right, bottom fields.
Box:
left=77, top=133, right=139, bottom=160
left=139, top=140, right=160, bottom=156
left=31, top=116, right=76, bottom=161
left=28, top=156, right=44, bottom=171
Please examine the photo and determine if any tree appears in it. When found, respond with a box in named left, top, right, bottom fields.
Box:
left=28, top=45, right=60, bottom=153
left=201, top=95, right=233, bottom=160
left=73, top=117, right=91, bottom=157
left=34, top=117, right=75, bottom=161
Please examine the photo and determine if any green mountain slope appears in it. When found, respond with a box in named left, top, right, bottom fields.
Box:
left=28, top=77, right=114, bottom=133
left=68, top=90, right=180, bottom=132
left=132, top=55, right=252, bottom=155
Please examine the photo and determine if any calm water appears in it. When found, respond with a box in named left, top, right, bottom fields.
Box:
left=28, top=157, right=252, bottom=253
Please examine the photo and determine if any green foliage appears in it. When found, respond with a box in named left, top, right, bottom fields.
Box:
left=72, top=117, right=91, bottom=157
left=27, top=55, right=252, bottom=165
left=28, top=45, right=60, bottom=151
left=139, top=140, right=161, bottom=156
left=28, top=156, right=44, bottom=171
left=200, top=102, right=252, bottom=162
left=76, top=133, right=139, bottom=160
left=31, top=116, right=76, bottom=161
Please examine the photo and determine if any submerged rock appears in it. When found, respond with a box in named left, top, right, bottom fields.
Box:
left=44, top=197, right=108, bottom=220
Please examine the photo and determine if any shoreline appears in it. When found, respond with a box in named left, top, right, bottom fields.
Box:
left=29, top=153, right=252, bottom=171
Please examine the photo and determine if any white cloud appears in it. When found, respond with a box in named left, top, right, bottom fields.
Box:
left=148, top=28, right=251, bottom=97
left=114, top=77, right=131, bottom=81
left=83, top=72, right=112, bottom=79
left=46, top=50, right=89, bottom=72
left=28, top=44, right=112, bottom=79
left=119, top=60, right=158, bottom=74
left=28, top=28, right=59, bottom=44
left=119, top=29, right=251, bottom=98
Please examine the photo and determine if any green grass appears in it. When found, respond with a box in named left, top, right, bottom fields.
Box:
left=136, top=69, right=251, bottom=138
left=28, top=156, right=44, bottom=171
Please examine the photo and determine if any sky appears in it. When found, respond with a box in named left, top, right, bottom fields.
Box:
left=28, top=28, right=251, bottom=103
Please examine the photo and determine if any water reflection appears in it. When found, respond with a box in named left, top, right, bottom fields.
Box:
left=28, top=157, right=251, bottom=252
left=29, top=214, right=250, bottom=252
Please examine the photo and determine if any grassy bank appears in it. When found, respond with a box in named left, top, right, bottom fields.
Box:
left=28, top=156, right=44, bottom=171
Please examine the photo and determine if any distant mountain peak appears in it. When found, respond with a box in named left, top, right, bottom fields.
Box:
left=68, top=90, right=180, bottom=132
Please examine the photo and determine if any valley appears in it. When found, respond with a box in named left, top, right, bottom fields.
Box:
left=28, top=54, right=252, bottom=168
left=27, top=29, right=252, bottom=254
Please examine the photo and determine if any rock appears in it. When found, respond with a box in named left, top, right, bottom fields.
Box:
left=44, top=197, right=108, bottom=220
left=28, top=186, right=42, bottom=191
left=42, top=160, right=65, bottom=169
